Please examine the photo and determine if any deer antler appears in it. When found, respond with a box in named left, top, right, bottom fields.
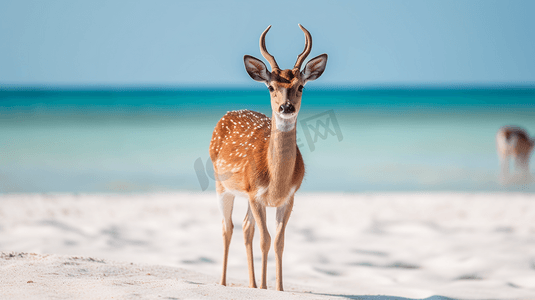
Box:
left=294, top=24, right=312, bottom=71
left=260, top=25, right=279, bottom=71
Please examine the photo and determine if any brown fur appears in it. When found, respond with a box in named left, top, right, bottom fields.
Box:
left=497, top=126, right=534, bottom=158
left=211, top=24, right=326, bottom=292
left=496, top=126, right=534, bottom=180
left=209, top=110, right=304, bottom=206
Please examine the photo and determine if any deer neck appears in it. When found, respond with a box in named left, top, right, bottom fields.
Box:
left=267, top=114, right=297, bottom=196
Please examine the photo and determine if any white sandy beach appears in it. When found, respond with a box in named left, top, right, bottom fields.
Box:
left=1, top=192, right=535, bottom=299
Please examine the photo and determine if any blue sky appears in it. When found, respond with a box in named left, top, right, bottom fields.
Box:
left=1, top=0, right=534, bottom=87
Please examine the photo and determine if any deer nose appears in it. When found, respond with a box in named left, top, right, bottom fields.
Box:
left=279, top=103, right=296, bottom=114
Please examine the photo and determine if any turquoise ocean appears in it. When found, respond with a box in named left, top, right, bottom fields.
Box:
left=1, top=87, right=534, bottom=193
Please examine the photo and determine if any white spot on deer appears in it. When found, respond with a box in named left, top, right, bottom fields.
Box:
left=256, top=186, right=268, bottom=200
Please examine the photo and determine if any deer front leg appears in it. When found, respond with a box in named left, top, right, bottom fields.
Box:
left=274, top=196, right=294, bottom=291
left=248, top=199, right=270, bottom=289
left=515, top=155, right=534, bottom=183
left=243, top=204, right=257, bottom=288
left=218, top=192, right=235, bottom=286
left=498, top=153, right=510, bottom=184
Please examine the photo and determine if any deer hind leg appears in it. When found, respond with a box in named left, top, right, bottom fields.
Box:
left=247, top=198, right=270, bottom=289
left=274, top=196, right=295, bottom=291
left=514, top=154, right=533, bottom=184
left=218, top=190, right=235, bottom=286
left=515, top=154, right=529, bottom=174
left=243, top=203, right=257, bottom=288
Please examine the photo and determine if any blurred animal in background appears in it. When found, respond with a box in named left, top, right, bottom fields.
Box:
left=496, top=126, right=534, bottom=185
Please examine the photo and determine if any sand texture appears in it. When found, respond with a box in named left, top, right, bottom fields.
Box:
left=1, top=193, right=535, bottom=299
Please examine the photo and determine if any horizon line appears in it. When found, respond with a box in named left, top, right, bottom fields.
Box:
left=1, top=82, right=535, bottom=92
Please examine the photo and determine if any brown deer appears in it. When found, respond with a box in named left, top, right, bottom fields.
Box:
left=209, top=24, right=327, bottom=291
left=496, top=126, right=534, bottom=183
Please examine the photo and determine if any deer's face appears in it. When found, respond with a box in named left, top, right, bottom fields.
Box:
left=268, top=69, right=303, bottom=119
left=244, top=25, right=327, bottom=132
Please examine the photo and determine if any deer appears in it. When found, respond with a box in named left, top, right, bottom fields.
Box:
left=208, top=24, right=327, bottom=291
left=496, top=126, right=534, bottom=184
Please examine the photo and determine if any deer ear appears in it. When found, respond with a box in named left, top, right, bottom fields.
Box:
left=301, top=54, right=327, bottom=84
left=244, top=55, right=270, bottom=83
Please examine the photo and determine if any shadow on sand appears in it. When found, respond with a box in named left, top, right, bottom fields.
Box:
left=308, top=294, right=456, bottom=300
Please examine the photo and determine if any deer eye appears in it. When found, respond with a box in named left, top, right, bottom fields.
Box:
left=268, top=86, right=274, bottom=92
left=298, top=85, right=304, bottom=92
